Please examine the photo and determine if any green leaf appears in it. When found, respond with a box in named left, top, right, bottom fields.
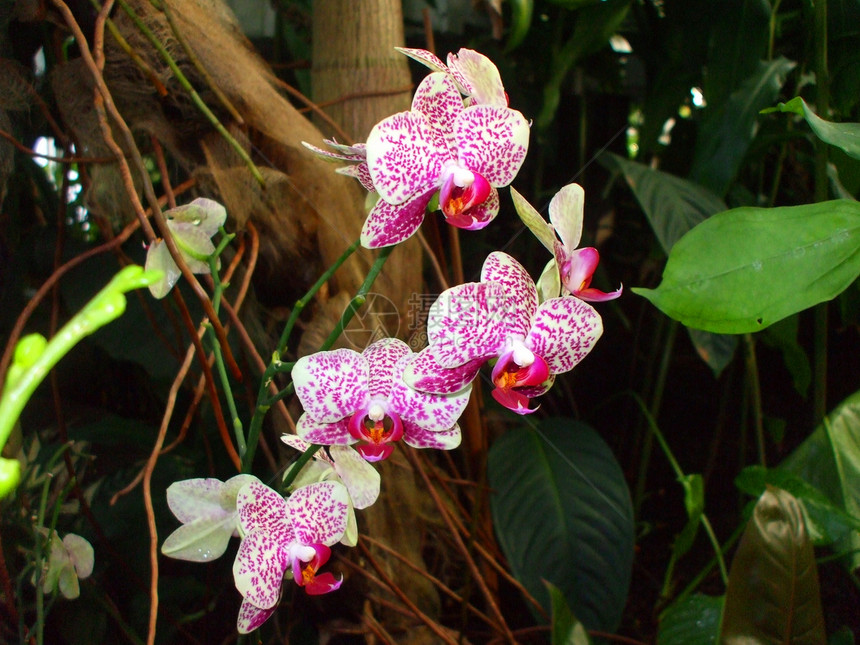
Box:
left=633, top=200, right=860, bottom=333
left=546, top=581, right=592, bottom=645
left=760, top=316, right=811, bottom=396
left=658, top=594, right=724, bottom=645
left=488, top=418, right=634, bottom=631
left=770, top=96, right=860, bottom=161
left=735, top=465, right=860, bottom=545
left=602, top=152, right=727, bottom=255
left=686, top=328, right=738, bottom=377
left=690, top=57, right=796, bottom=197
left=719, top=487, right=826, bottom=644
left=781, top=389, right=860, bottom=570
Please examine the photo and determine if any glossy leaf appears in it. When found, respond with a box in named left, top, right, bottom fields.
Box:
left=735, top=465, right=860, bottom=545
left=781, top=389, right=860, bottom=570
left=658, top=594, right=724, bottom=645
left=488, top=418, right=634, bottom=631
left=546, top=581, right=592, bottom=645
left=690, top=57, right=796, bottom=196
left=771, top=96, right=860, bottom=160
left=719, top=487, right=826, bottom=645
left=633, top=200, right=860, bottom=333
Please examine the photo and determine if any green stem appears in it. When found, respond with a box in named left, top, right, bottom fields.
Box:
left=673, top=522, right=744, bottom=607
left=743, top=334, right=766, bottom=467
left=207, top=248, right=245, bottom=456
left=632, top=393, right=729, bottom=588
left=243, top=243, right=392, bottom=473
left=277, top=239, right=361, bottom=356
left=633, top=320, right=678, bottom=515
left=282, top=444, right=322, bottom=491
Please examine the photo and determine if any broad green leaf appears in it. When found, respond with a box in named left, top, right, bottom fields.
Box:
left=771, top=96, right=860, bottom=160
left=506, top=0, right=534, bottom=51
left=719, top=487, right=826, bottom=644
left=781, top=389, right=860, bottom=570
left=546, top=581, right=592, bottom=645
left=633, top=200, right=860, bottom=333
left=690, top=57, right=796, bottom=197
left=735, top=465, right=860, bottom=544
left=488, top=418, right=634, bottom=631
left=602, top=152, right=727, bottom=255
left=686, top=328, right=738, bottom=377
left=658, top=594, right=724, bottom=645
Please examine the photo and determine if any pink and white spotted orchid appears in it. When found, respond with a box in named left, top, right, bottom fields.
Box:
left=512, top=184, right=622, bottom=302
left=362, top=70, right=528, bottom=247
left=233, top=480, right=349, bottom=634
left=404, top=252, right=604, bottom=415
left=161, top=474, right=259, bottom=562
left=292, top=338, right=469, bottom=462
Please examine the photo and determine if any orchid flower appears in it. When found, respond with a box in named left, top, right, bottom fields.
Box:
left=361, top=69, right=528, bottom=247
left=292, top=338, right=469, bottom=462
left=145, top=197, right=226, bottom=299
left=38, top=530, right=94, bottom=600
left=512, top=184, right=622, bottom=302
left=161, top=474, right=259, bottom=562
left=233, top=480, right=349, bottom=633
left=404, top=252, right=603, bottom=415
left=281, top=434, right=381, bottom=547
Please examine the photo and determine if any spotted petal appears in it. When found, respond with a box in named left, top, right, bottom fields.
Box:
left=364, top=338, right=411, bottom=398
left=447, top=49, right=507, bottom=107
left=454, top=105, right=529, bottom=187
left=549, top=183, right=584, bottom=251
left=402, top=423, right=462, bottom=451
left=360, top=188, right=434, bottom=249
left=480, top=252, right=538, bottom=338
left=390, top=354, right=471, bottom=431
left=366, top=110, right=448, bottom=205
left=237, top=482, right=294, bottom=540
left=237, top=598, right=276, bottom=634
left=426, top=281, right=509, bottom=368
left=527, top=297, right=603, bottom=375
left=296, top=414, right=353, bottom=445
left=395, top=47, right=449, bottom=75
left=329, top=445, right=380, bottom=510
left=402, top=350, right=484, bottom=395
left=336, top=163, right=375, bottom=192
left=293, top=349, right=369, bottom=423
left=411, top=72, right=463, bottom=154
left=233, top=530, right=289, bottom=609
left=286, top=481, right=350, bottom=547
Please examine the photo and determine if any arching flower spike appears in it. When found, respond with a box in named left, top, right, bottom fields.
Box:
left=292, top=338, right=469, bottom=461
left=233, top=481, right=349, bottom=633
left=512, top=184, right=622, bottom=302
left=404, top=252, right=604, bottom=414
